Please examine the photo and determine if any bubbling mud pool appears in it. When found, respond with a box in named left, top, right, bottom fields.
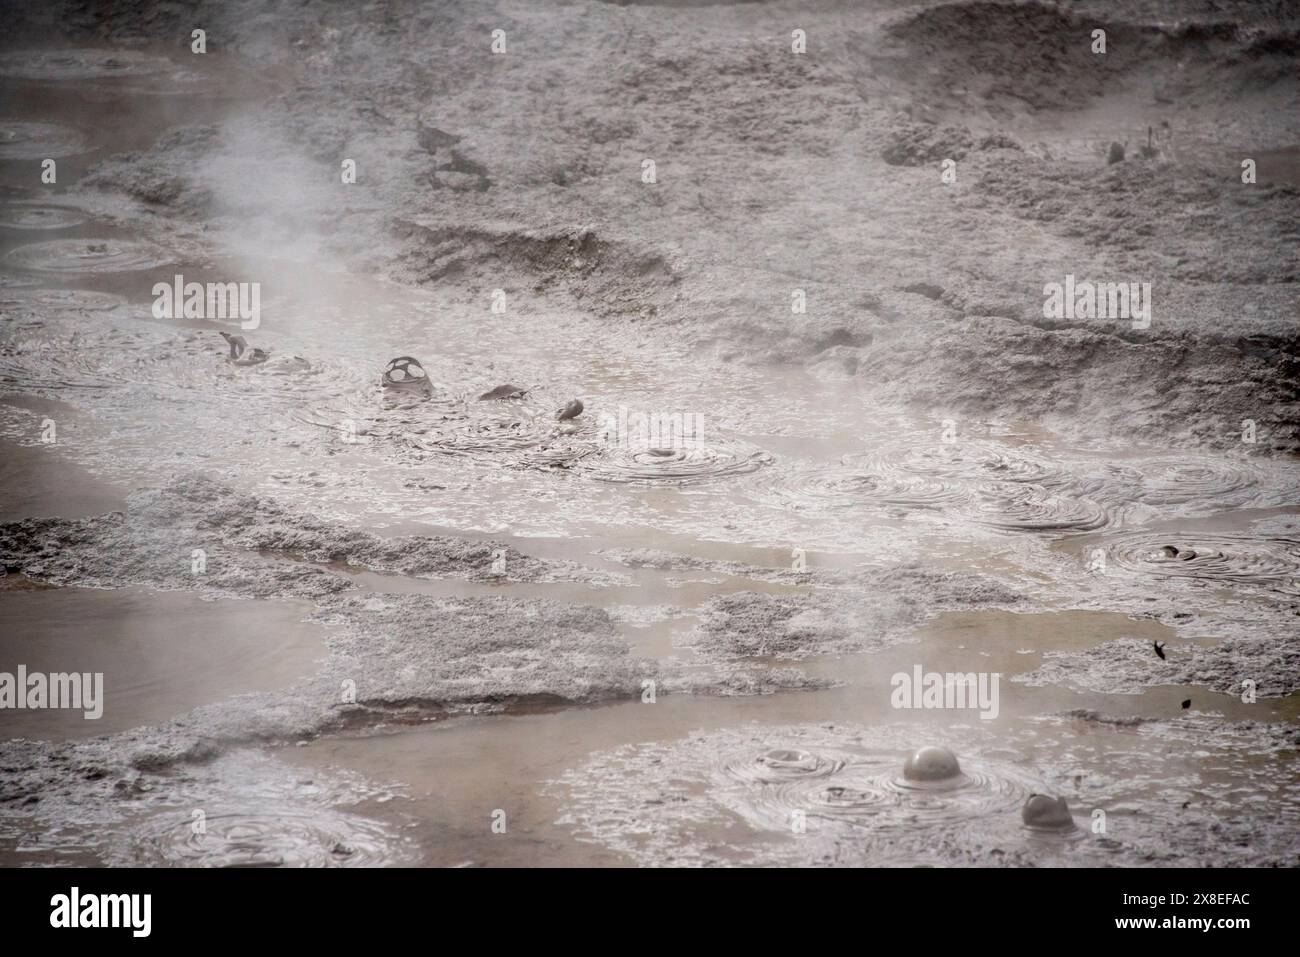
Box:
left=132, top=807, right=398, bottom=868
left=2, top=231, right=1297, bottom=870
left=0, top=204, right=88, bottom=231
left=2, top=25, right=1299, bottom=870
left=711, top=741, right=1045, bottom=835
left=4, top=238, right=175, bottom=275
left=545, top=718, right=1300, bottom=867
left=0, top=121, right=86, bottom=160
left=1105, top=533, right=1300, bottom=596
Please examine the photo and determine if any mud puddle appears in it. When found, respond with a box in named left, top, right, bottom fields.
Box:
left=0, top=43, right=284, bottom=185
left=279, top=604, right=1298, bottom=867
left=0, top=584, right=326, bottom=741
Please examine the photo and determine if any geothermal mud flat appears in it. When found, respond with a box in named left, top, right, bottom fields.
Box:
left=0, top=0, right=1297, bottom=867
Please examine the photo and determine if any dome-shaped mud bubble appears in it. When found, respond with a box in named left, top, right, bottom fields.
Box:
left=706, top=735, right=1045, bottom=835
left=1021, top=793, right=1075, bottom=830
left=381, top=355, right=433, bottom=396
left=902, top=745, right=963, bottom=783
left=556, top=726, right=1064, bottom=863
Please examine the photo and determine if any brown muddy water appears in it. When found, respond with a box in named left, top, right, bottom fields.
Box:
left=0, top=583, right=326, bottom=741
left=2, top=42, right=1299, bottom=868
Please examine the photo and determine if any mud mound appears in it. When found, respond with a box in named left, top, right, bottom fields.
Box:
left=611, top=37, right=862, bottom=159
left=313, top=593, right=644, bottom=715
left=974, top=160, right=1300, bottom=284
left=389, top=222, right=676, bottom=320
left=139, top=474, right=605, bottom=583
left=881, top=120, right=1021, bottom=166
left=854, top=316, right=1300, bottom=454
left=0, top=746, right=413, bottom=868
left=83, top=127, right=220, bottom=211
left=872, top=1, right=1133, bottom=113
left=0, top=510, right=351, bottom=600
left=687, top=591, right=917, bottom=660
left=874, top=1, right=1296, bottom=114
left=0, top=474, right=602, bottom=592
left=1015, top=633, right=1300, bottom=696
left=686, top=565, right=1024, bottom=660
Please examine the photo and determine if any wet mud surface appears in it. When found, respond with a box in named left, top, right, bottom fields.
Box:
left=0, top=0, right=1297, bottom=867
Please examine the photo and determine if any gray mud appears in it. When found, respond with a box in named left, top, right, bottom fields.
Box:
left=550, top=717, right=1300, bottom=867
left=685, top=566, right=1026, bottom=660
left=1, top=0, right=1297, bottom=867
left=0, top=473, right=610, bottom=593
